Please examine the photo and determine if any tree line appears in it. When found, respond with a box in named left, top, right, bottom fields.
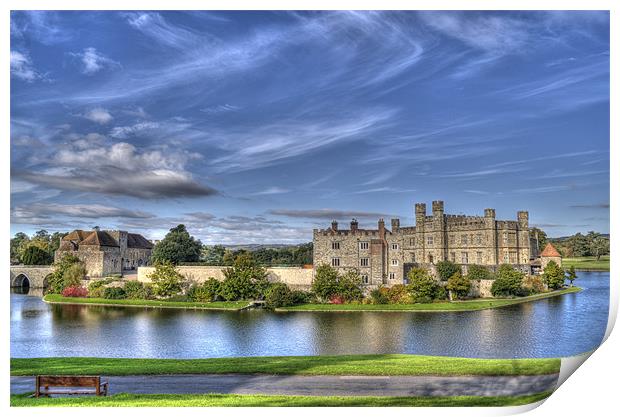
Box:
left=530, top=228, right=610, bottom=260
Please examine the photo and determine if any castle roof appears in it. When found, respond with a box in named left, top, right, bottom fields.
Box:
left=540, top=243, right=561, bottom=257
left=127, top=233, right=154, bottom=249
left=61, top=229, right=152, bottom=249
left=63, top=230, right=91, bottom=242
left=80, top=230, right=120, bottom=247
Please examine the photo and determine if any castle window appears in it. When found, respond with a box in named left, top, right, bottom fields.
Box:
left=449, top=235, right=455, bottom=244
left=503, top=252, right=509, bottom=263
left=391, top=259, right=399, bottom=266
left=503, top=233, right=508, bottom=245
left=450, top=252, right=456, bottom=262
left=476, top=252, right=483, bottom=264
left=360, top=258, right=369, bottom=267
left=461, top=252, right=469, bottom=264
left=331, top=258, right=340, bottom=267
left=362, top=275, right=369, bottom=284
left=509, top=252, right=517, bottom=264
left=410, top=237, right=416, bottom=246
left=461, top=235, right=468, bottom=245
left=389, top=272, right=396, bottom=280
left=427, top=236, right=433, bottom=246
left=476, top=234, right=482, bottom=244
left=411, top=253, right=416, bottom=263
left=360, top=241, right=369, bottom=250
left=332, top=242, right=340, bottom=250
left=391, top=243, right=398, bottom=250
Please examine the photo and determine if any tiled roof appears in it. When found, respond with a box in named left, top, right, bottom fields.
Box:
left=540, top=243, right=561, bottom=257
left=62, top=230, right=91, bottom=242
left=80, top=231, right=120, bottom=247
left=127, top=233, right=154, bottom=249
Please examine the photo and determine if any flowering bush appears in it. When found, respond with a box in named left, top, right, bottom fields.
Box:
left=329, top=295, right=344, bottom=304
left=62, top=285, right=88, bottom=298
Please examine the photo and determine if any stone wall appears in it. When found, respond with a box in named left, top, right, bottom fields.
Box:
left=468, top=279, right=495, bottom=298
left=137, top=266, right=314, bottom=290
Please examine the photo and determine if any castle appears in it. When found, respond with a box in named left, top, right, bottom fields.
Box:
left=313, top=201, right=559, bottom=286
left=55, top=229, right=153, bottom=277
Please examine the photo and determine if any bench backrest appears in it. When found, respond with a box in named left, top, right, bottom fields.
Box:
left=37, top=375, right=100, bottom=388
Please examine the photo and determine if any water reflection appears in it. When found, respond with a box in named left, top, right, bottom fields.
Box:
left=10, top=272, right=609, bottom=359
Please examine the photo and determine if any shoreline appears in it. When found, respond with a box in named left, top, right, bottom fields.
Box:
left=42, top=295, right=250, bottom=311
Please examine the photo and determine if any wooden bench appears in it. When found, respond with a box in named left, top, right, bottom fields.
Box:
left=35, top=375, right=109, bottom=397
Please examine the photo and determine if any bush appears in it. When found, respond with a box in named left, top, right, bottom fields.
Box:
left=329, top=295, right=344, bottom=304
left=543, top=261, right=565, bottom=290
left=290, top=290, right=311, bottom=305
left=407, top=267, right=441, bottom=303
left=21, top=245, right=53, bottom=265
left=370, top=287, right=389, bottom=304
left=491, top=264, right=526, bottom=297
left=522, top=275, right=545, bottom=294
left=338, top=270, right=364, bottom=302
left=436, top=261, right=461, bottom=281
left=386, top=284, right=410, bottom=304
left=466, top=264, right=493, bottom=280
left=61, top=285, right=88, bottom=297
left=446, top=272, right=471, bottom=300
left=148, top=261, right=186, bottom=298
left=312, top=264, right=341, bottom=300
left=265, top=283, right=294, bottom=309
left=48, top=254, right=82, bottom=294
left=63, top=263, right=87, bottom=289
left=103, top=287, right=126, bottom=300
left=188, top=278, right=222, bottom=302
left=123, top=281, right=153, bottom=300
left=88, top=280, right=107, bottom=298
left=220, top=253, right=269, bottom=301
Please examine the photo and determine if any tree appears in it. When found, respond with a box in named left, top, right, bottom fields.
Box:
left=591, top=236, right=610, bottom=261
left=529, top=227, right=548, bottom=252
left=220, top=252, right=269, bottom=301
left=337, top=269, right=364, bottom=302
left=436, top=260, right=461, bottom=281
left=151, top=224, right=202, bottom=264
left=21, top=245, right=53, bottom=265
left=265, top=283, right=294, bottom=309
left=446, top=271, right=471, bottom=300
left=201, top=245, right=226, bottom=265
left=188, top=278, right=221, bottom=302
left=466, top=264, right=493, bottom=281
left=10, top=232, right=30, bottom=263
left=565, top=265, right=578, bottom=287
left=48, top=254, right=82, bottom=294
left=491, top=264, right=526, bottom=297
left=311, top=264, right=341, bottom=301
left=62, top=263, right=87, bottom=288
left=148, top=260, right=186, bottom=297
left=406, top=267, right=440, bottom=303
left=543, top=260, right=565, bottom=290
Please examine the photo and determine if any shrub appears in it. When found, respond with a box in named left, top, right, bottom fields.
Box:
left=370, top=287, right=389, bottom=304
left=436, top=261, right=461, bottom=281
left=543, top=261, right=565, bottom=290
left=63, top=263, right=87, bottom=289
left=61, top=285, right=88, bottom=297
left=103, top=287, right=126, bottom=300
left=329, top=295, right=344, bottom=304
left=123, top=281, right=152, bottom=300
left=491, top=264, right=526, bottom=297
left=407, top=267, right=441, bottom=303
left=220, top=253, right=269, bottom=301
left=466, top=264, right=493, bottom=281
left=148, top=260, right=186, bottom=298
left=265, top=283, right=294, bottom=309
left=88, top=280, right=107, bottom=298
left=290, top=290, right=311, bottom=305
left=48, top=254, right=82, bottom=294
left=565, top=266, right=578, bottom=287
left=386, top=284, right=410, bottom=304
left=188, top=278, right=222, bottom=302
left=522, top=275, right=545, bottom=294
left=312, top=264, right=341, bottom=300
left=21, top=245, right=53, bottom=265
left=446, top=272, right=471, bottom=300
left=338, top=270, right=364, bottom=302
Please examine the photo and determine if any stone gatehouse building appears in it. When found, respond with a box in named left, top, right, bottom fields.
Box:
left=313, top=201, right=546, bottom=286
left=55, top=230, right=153, bottom=278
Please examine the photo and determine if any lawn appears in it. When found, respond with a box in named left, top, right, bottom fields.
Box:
left=277, top=287, right=582, bottom=312
left=10, top=391, right=552, bottom=407
left=43, top=294, right=249, bottom=310
left=562, top=256, right=610, bottom=271
left=10, top=354, right=560, bottom=377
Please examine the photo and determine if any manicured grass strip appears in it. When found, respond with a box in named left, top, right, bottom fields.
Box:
left=43, top=294, right=249, bottom=310
left=10, top=355, right=560, bottom=377
left=10, top=391, right=552, bottom=407
left=562, top=256, right=610, bottom=271
left=278, top=287, right=582, bottom=312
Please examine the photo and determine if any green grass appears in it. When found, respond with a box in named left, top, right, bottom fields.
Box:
left=278, top=287, right=582, bottom=312
left=43, top=294, right=249, bottom=310
left=10, top=355, right=560, bottom=377
left=9, top=391, right=552, bottom=407
left=562, top=256, right=609, bottom=271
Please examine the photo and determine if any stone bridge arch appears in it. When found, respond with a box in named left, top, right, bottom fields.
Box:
left=10, top=266, right=54, bottom=289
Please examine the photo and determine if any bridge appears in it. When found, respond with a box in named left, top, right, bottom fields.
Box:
left=10, top=265, right=54, bottom=289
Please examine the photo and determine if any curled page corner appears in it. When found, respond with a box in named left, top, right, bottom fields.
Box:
left=557, top=351, right=595, bottom=389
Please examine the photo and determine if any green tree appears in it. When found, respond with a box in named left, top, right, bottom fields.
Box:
left=446, top=271, right=471, bottom=300
left=565, top=265, right=578, bottom=287
left=201, top=245, right=226, bottom=265
left=529, top=227, right=548, bottom=253
left=10, top=232, right=30, bottom=263
left=124, top=281, right=153, bottom=300
left=48, top=254, right=82, bottom=294
left=151, top=224, right=202, bottom=264
left=406, top=267, right=440, bottom=303
left=188, top=278, right=221, bottom=302
left=62, top=263, right=87, bottom=288
left=435, top=260, right=461, bottom=281
left=48, top=232, right=67, bottom=257
left=466, top=264, right=493, bottom=280
left=337, top=269, right=364, bottom=302
left=491, top=264, right=526, bottom=297
left=311, top=264, right=341, bottom=301
left=542, top=260, right=565, bottom=290
left=21, top=245, right=53, bottom=265
left=264, top=283, right=294, bottom=309
left=148, top=260, right=186, bottom=297
left=220, top=253, right=269, bottom=301
left=591, top=235, right=610, bottom=261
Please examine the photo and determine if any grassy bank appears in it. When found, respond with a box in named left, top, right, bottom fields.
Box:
left=562, top=256, right=609, bottom=271
left=10, top=391, right=552, bottom=407
left=43, top=294, right=249, bottom=310
left=278, top=287, right=582, bottom=312
left=10, top=355, right=560, bottom=377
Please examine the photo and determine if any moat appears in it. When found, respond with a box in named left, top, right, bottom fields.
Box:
left=11, top=271, right=609, bottom=359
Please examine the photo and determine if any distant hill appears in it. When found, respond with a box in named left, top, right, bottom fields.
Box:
left=549, top=233, right=609, bottom=242
left=221, top=243, right=310, bottom=251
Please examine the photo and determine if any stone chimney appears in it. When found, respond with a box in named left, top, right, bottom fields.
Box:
left=331, top=220, right=338, bottom=232
left=378, top=218, right=385, bottom=239
left=518, top=211, right=529, bottom=228
left=432, top=200, right=444, bottom=216
left=350, top=218, right=359, bottom=232
left=391, top=218, right=400, bottom=231
left=484, top=208, right=496, bottom=218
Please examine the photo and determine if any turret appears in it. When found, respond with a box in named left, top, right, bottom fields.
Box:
left=350, top=218, right=359, bottom=232
left=432, top=200, right=444, bottom=217
left=518, top=211, right=529, bottom=228
left=331, top=220, right=338, bottom=232
left=378, top=218, right=386, bottom=239
left=415, top=203, right=426, bottom=226
left=391, top=218, right=400, bottom=232
left=484, top=208, right=496, bottom=218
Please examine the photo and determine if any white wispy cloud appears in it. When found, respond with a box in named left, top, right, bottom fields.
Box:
left=70, top=47, right=121, bottom=75
left=252, top=187, right=291, bottom=196
left=10, top=50, right=43, bottom=82
left=110, top=122, right=159, bottom=139
left=83, top=107, right=113, bottom=124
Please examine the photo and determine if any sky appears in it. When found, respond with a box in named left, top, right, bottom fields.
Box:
left=10, top=10, right=610, bottom=243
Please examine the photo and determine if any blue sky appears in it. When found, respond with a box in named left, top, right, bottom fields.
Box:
left=10, top=11, right=610, bottom=243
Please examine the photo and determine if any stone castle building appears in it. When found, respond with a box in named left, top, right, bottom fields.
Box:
left=55, top=230, right=153, bottom=278
left=313, top=201, right=556, bottom=286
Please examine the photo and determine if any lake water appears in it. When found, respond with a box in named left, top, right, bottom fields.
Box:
left=10, top=271, right=609, bottom=359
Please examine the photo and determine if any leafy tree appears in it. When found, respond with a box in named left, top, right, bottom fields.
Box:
left=148, top=260, right=186, bottom=297
left=220, top=253, right=269, bottom=301
left=370, top=287, right=389, bottom=304
left=151, top=224, right=202, bottom=264
left=62, top=263, right=87, bottom=288
left=48, top=232, right=67, bottom=257
left=446, top=271, right=471, bottom=299
left=265, top=283, right=294, bottom=309
left=565, top=265, right=578, bottom=287
left=522, top=275, right=545, bottom=294
left=491, top=264, right=526, bottom=297
left=466, top=264, right=493, bottom=281
left=188, top=278, right=222, bottom=302
left=406, top=267, right=441, bottom=303
left=529, top=227, right=548, bottom=252
left=124, top=281, right=153, bottom=300
left=435, top=260, right=461, bottom=281
left=103, top=287, right=126, bottom=299
left=201, top=245, right=226, bottom=265
left=21, top=245, right=53, bottom=265
left=542, top=260, right=565, bottom=290
left=386, top=284, right=411, bottom=304
left=48, top=254, right=82, bottom=294
left=311, top=264, right=341, bottom=301
left=591, top=235, right=610, bottom=261
left=10, top=232, right=30, bottom=263
left=337, top=269, right=364, bottom=302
